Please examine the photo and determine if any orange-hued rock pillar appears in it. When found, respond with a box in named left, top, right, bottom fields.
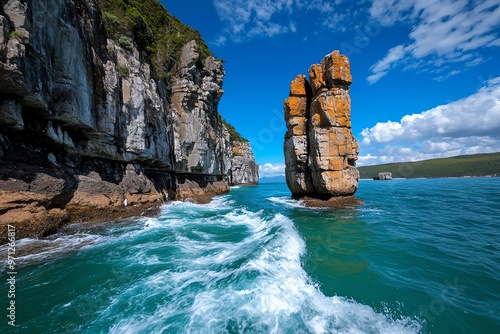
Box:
left=284, top=74, right=314, bottom=194
left=284, top=51, right=359, bottom=199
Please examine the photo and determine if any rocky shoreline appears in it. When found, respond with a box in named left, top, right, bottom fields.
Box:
left=0, top=153, right=231, bottom=243
left=0, top=0, right=257, bottom=243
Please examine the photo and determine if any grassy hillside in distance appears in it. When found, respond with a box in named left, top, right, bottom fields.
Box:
left=358, top=152, right=500, bottom=179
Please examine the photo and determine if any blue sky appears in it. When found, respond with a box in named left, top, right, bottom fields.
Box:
left=162, top=0, right=500, bottom=178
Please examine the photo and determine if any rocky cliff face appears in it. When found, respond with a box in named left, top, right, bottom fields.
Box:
left=171, top=41, right=231, bottom=175
left=230, top=141, right=259, bottom=185
left=0, top=0, right=257, bottom=241
left=284, top=51, right=359, bottom=201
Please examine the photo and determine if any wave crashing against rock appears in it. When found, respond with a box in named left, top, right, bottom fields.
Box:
left=0, top=0, right=258, bottom=242
left=284, top=51, right=360, bottom=204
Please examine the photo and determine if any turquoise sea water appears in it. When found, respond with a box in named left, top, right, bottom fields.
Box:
left=1, top=178, right=500, bottom=333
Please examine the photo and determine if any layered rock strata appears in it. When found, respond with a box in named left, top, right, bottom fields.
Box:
left=0, top=0, right=257, bottom=242
left=284, top=51, right=359, bottom=201
left=229, top=141, right=259, bottom=185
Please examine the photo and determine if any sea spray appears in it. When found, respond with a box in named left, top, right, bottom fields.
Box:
left=10, top=178, right=500, bottom=333
left=1, top=191, right=422, bottom=333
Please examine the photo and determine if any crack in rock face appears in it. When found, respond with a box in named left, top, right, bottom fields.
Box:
left=284, top=51, right=359, bottom=199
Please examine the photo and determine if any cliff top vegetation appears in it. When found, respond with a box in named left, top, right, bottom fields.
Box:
left=97, top=0, right=212, bottom=78
left=221, top=119, right=249, bottom=143
left=97, top=0, right=248, bottom=145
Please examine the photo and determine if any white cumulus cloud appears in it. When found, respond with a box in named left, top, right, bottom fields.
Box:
left=259, top=163, right=286, bottom=178
left=358, top=137, right=500, bottom=166
left=362, top=78, right=500, bottom=144
left=358, top=77, right=500, bottom=165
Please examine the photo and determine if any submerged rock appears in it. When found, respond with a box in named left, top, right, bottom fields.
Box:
left=284, top=51, right=359, bottom=203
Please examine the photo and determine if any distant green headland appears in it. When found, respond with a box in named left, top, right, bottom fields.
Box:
left=358, top=152, right=500, bottom=179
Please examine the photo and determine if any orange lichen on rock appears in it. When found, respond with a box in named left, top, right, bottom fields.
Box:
left=289, top=74, right=309, bottom=96
left=327, top=51, right=352, bottom=84
left=232, top=145, right=243, bottom=155
left=284, top=96, right=308, bottom=119
left=284, top=50, right=359, bottom=201
left=308, top=63, right=327, bottom=95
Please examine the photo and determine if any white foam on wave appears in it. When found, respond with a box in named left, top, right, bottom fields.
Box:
left=0, top=215, right=166, bottom=272
left=144, top=217, right=162, bottom=229
left=139, top=196, right=236, bottom=233
left=89, top=205, right=421, bottom=333
left=223, top=208, right=266, bottom=228
left=268, top=196, right=304, bottom=208
left=0, top=233, right=106, bottom=270
left=168, top=194, right=234, bottom=210
left=230, top=185, right=241, bottom=189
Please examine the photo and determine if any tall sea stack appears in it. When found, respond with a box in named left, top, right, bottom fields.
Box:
left=284, top=51, right=360, bottom=205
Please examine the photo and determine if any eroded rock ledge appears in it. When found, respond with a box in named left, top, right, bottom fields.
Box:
left=0, top=0, right=257, bottom=242
left=284, top=51, right=360, bottom=206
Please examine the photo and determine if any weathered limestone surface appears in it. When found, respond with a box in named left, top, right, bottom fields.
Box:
left=171, top=41, right=231, bottom=175
left=0, top=0, right=257, bottom=242
left=284, top=51, right=359, bottom=200
left=230, top=141, right=259, bottom=185
left=284, top=74, right=314, bottom=194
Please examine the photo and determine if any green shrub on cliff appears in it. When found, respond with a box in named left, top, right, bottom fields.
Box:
left=221, top=118, right=249, bottom=143
left=97, top=0, right=212, bottom=78
left=118, top=35, right=133, bottom=50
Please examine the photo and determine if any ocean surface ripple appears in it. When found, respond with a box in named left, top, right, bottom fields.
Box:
left=2, top=178, right=499, bottom=333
